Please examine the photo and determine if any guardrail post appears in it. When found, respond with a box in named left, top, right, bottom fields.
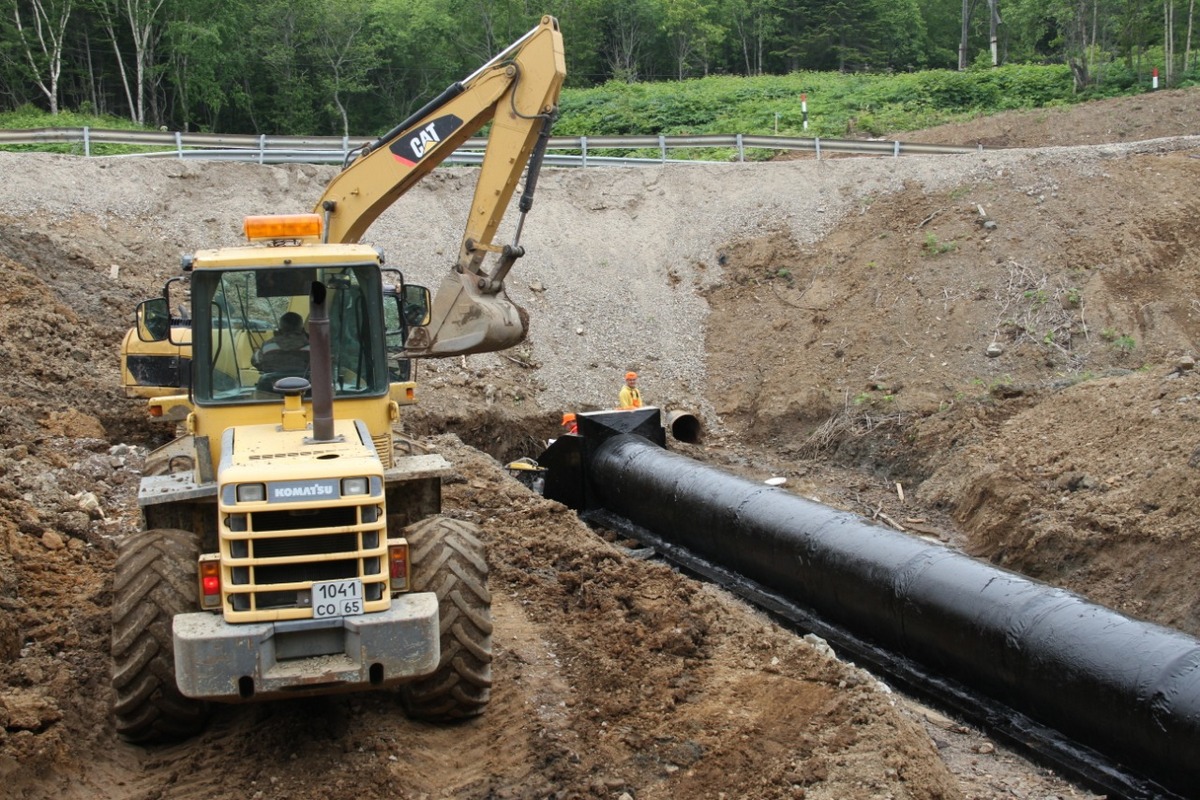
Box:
left=581, top=136, right=588, bottom=168
left=737, top=133, right=744, bottom=163
left=814, top=137, right=821, bottom=160
left=176, top=131, right=184, bottom=159
left=83, top=127, right=90, bottom=157
left=894, top=140, right=901, bottom=158
left=258, top=134, right=267, bottom=165
left=659, top=134, right=666, bottom=163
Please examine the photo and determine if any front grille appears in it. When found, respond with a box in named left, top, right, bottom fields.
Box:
left=253, top=507, right=357, bottom=532
left=254, top=532, right=358, bottom=558
left=219, top=491, right=388, bottom=621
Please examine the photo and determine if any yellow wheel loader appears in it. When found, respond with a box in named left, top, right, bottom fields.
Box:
left=111, top=16, right=565, bottom=743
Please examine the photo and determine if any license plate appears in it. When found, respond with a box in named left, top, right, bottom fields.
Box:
left=310, top=578, right=364, bottom=618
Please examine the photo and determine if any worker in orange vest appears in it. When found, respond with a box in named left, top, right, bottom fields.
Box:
left=618, top=371, right=642, bottom=409
left=561, top=412, right=578, bottom=435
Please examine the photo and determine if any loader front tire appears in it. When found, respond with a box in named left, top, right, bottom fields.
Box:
left=111, top=528, right=210, bottom=743
left=398, top=516, right=493, bottom=721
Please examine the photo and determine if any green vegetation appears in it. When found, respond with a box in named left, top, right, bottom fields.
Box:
left=0, top=107, right=149, bottom=156
left=0, top=0, right=1195, bottom=138
left=922, top=233, right=958, bottom=256
left=1101, top=328, right=1137, bottom=352
left=1023, top=288, right=1050, bottom=307
left=4, top=61, right=1151, bottom=159
left=556, top=64, right=1092, bottom=142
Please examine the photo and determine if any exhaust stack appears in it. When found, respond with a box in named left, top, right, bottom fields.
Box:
left=307, top=281, right=336, bottom=442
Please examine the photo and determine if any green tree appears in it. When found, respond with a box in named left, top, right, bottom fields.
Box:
left=795, top=0, right=883, bottom=71
left=660, top=0, right=726, bottom=78
left=313, top=0, right=378, bottom=137
left=873, top=0, right=928, bottom=68
left=545, top=0, right=611, bottom=85
left=161, top=0, right=247, bottom=131
left=917, top=0, right=963, bottom=67
left=241, top=0, right=321, bottom=133
left=602, top=0, right=662, bottom=81
left=723, top=0, right=780, bottom=75
left=365, top=0, right=465, bottom=130
left=4, top=0, right=73, bottom=113
left=92, top=0, right=168, bottom=125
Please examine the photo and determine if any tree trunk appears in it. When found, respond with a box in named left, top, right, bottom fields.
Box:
left=12, top=0, right=73, bottom=115
left=1186, top=0, right=1195, bottom=73
left=959, top=0, right=970, bottom=70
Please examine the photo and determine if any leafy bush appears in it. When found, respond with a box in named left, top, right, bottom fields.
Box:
left=557, top=64, right=1084, bottom=143
left=0, top=105, right=148, bottom=155
left=4, top=63, right=1183, bottom=160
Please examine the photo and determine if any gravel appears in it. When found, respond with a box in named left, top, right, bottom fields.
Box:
left=4, top=135, right=1198, bottom=424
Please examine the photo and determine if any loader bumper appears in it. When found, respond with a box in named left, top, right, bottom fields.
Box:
left=173, top=592, right=440, bottom=702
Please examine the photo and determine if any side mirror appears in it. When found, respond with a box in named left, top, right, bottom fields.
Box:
left=136, top=298, right=171, bottom=342
left=400, top=284, right=431, bottom=328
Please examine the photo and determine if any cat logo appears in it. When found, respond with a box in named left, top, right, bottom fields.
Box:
left=409, top=123, right=440, bottom=158
left=390, top=114, right=464, bottom=167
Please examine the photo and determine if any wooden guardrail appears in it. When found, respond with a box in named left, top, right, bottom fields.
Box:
left=0, top=128, right=985, bottom=165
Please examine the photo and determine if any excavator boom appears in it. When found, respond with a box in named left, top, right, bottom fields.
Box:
left=316, top=15, right=566, bottom=358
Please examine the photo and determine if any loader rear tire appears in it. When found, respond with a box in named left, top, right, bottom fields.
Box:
left=398, top=516, right=493, bottom=721
left=111, top=528, right=210, bottom=743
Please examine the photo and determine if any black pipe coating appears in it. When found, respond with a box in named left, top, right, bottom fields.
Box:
left=583, top=432, right=1200, bottom=797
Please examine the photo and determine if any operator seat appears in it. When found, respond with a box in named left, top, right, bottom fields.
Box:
left=252, top=311, right=310, bottom=391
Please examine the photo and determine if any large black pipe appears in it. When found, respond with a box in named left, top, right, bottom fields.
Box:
left=542, top=413, right=1200, bottom=798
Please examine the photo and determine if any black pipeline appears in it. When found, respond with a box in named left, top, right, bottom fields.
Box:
left=540, top=409, right=1200, bottom=799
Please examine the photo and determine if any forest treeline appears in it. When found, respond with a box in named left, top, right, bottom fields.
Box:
left=1, top=0, right=1197, bottom=138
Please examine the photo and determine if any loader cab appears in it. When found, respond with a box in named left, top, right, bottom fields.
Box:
left=185, top=260, right=389, bottom=404
left=139, top=259, right=431, bottom=406
left=149, top=213, right=427, bottom=407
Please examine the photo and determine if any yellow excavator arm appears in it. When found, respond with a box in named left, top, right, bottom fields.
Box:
left=315, top=15, right=566, bottom=357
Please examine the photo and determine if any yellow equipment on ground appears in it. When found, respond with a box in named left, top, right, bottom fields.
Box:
left=111, top=16, right=565, bottom=744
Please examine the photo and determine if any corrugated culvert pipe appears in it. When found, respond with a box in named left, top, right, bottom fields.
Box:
left=539, top=410, right=1200, bottom=800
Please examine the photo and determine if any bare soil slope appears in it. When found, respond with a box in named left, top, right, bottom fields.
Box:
left=1, top=87, right=1198, bottom=800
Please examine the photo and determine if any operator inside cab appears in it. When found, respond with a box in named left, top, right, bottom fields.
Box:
left=253, top=311, right=310, bottom=374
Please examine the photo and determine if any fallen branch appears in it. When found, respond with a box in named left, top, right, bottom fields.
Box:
left=503, top=354, right=536, bottom=368
left=917, top=209, right=942, bottom=228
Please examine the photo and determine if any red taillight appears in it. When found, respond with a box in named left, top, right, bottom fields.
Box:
left=199, top=557, right=222, bottom=609
left=148, top=404, right=163, bottom=418
left=388, top=541, right=410, bottom=591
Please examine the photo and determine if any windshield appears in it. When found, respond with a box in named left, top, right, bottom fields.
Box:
left=190, top=263, right=388, bottom=404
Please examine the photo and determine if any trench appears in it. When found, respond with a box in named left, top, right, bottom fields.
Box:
left=95, top=396, right=1194, bottom=800
left=537, top=409, right=1200, bottom=800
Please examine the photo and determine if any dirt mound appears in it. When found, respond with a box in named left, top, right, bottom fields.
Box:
left=890, top=86, right=1200, bottom=148
left=2, top=88, right=1199, bottom=799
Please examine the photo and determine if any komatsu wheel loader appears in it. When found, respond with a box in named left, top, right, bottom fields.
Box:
left=111, top=16, right=565, bottom=743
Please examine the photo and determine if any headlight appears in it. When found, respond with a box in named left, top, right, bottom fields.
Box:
left=236, top=483, right=266, bottom=503
left=341, top=477, right=369, bottom=496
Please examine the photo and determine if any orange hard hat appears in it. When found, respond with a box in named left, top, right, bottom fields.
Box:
left=561, top=413, right=576, bottom=425
left=625, top=371, right=638, bottom=380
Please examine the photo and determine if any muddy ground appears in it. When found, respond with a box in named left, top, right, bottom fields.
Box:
left=0, top=87, right=1198, bottom=799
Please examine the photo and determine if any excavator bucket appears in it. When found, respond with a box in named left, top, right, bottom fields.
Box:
left=403, top=271, right=530, bottom=357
